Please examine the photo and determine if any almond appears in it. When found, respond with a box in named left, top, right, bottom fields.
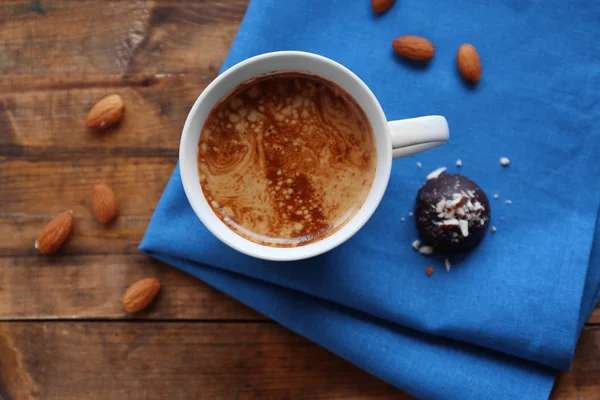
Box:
left=35, top=210, right=74, bottom=255
left=86, top=94, right=125, bottom=129
left=92, top=181, right=118, bottom=223
left=457, top=44, right=482, bottom=84
left=372, top=0, right=395, bottom=13
left=123, top=278, right=161, bottom=313
left=392, top=36, right=435, bottom=62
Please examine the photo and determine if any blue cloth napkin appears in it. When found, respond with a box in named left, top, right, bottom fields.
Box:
left=141, top=0, right=600, bottom=399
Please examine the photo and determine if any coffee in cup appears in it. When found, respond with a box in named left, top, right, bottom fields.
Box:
left=197, top=71, right=376, bottom=247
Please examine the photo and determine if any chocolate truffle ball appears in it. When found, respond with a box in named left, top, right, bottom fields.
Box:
left=414, top=174, right=490, bottom=254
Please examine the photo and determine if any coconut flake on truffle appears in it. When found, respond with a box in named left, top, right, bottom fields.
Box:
left=427, top=167, right=447, bottom=180
left=444, top=258, right=452, bottom=272
left=459, top=220, right=469, bottom=237
left=419, top=246, right=434, bottom=255
left=440, top=218, right=460, bottom=226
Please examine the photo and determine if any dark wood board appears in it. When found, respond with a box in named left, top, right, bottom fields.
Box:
left=0, top=1, right=598, bottom=399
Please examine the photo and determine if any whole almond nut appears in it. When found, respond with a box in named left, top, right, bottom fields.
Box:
left=86, top=94, right=125, bottom=129
left=123, top=278, right=161, bottom=313
left=35, top=210, right=74, bottom=255
left=92, top=181, right=118, bottom=223
left=372, top=0, right=395, bottom=13
left=392, top=36, right=435, bottom=62
left=457, top=44, right=482, bottom=84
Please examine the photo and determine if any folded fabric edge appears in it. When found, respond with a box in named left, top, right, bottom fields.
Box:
left=554, top=208, right=600, bottom=371
left=141, top=165, right=593, bottom=371
left=141, top=250, right=556, bottom=400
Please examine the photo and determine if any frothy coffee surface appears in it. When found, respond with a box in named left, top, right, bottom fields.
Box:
left=198, top=72, right=377, bottom=247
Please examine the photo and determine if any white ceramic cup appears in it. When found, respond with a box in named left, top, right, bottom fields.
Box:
left=180, top=51, right=449, bottom=261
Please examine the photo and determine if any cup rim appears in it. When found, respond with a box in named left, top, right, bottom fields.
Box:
left=179, top=51, right=392, bottom=261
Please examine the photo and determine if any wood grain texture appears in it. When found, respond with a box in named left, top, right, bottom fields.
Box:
left=0, top=255, right=263, bottom=321
left=0, top=0, right=598, bottom=398
left=0, top=0, right=247, bottom=79
left=0, top=322, right=411, bottom=400
left=0, top=321, right=599, bottom=400
left=0, top=75, right=206, bottom=157
left=0, top=0, right=246, bottom=160
left=0, top=253, right=596, bottom=323
left=1, top=157, right=173, bottom=256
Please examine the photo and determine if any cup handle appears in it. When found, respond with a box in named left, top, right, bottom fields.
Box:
left=389, top=116, right=449, bottom=159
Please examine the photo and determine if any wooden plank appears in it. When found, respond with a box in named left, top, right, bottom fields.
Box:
left=0, top=254, right=263, bottom=321
left=0, top=157, right=173, bottom=256
left=1, top=157, right=173, bottom=215
left=0, top=0, right=247, bottom=79
left=0, top=75, right=207, bottom=156
left=0, top=213, right=148, bottom=257
left=0, top=321, right=598, bottom=400
left=0, top=253, right=597, bottom=322
left=0, top=321, right=410, bottom=400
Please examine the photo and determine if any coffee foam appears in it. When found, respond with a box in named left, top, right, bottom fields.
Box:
left=198, top=72, right=377, bottom=247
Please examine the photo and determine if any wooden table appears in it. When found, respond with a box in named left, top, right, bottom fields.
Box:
left=0, top=1, right=598, bottom=399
